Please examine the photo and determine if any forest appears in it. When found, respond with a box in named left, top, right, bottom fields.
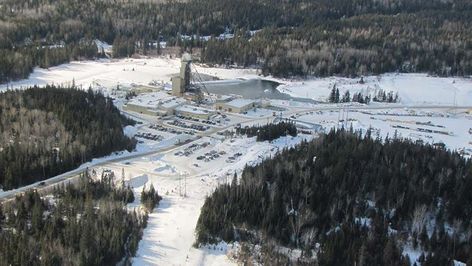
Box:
left=0, top=170, right=161, bottom=266
left=0, top=86, right=136, bottom=190
left=0, top=0, right=472, bottom=81
left=196, top=129, right=472, bottom=265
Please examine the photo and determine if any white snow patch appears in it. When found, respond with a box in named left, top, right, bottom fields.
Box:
left=277, top=73, right=472, bottom=106
left=123, top=125, right=138, bottom=138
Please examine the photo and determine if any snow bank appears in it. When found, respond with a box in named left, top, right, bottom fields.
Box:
left=123, top=125, right=138, bottom=138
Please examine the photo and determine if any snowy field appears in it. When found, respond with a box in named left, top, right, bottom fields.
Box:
left=1, top=57, right=470, bottom=108
left=0, top=57, right=259, bottom=93
left=277, top=74, right=472, bottom=106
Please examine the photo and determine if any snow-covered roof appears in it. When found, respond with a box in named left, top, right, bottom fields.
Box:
left=176, top=105, right=214, bottom=115
left=127, top=99, right=157, bottom=109
left=160, top=98, right=186, bottom=109
left=127, top=92, right=185, bottom=110
left=225, top=99, right=256, bottom=108
left=215, top=95, right=234, bottom=102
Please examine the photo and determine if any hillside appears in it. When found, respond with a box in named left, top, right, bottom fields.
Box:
left=0, top=86, right=136, bottom=189
left=196, top=129, right=472, bottom=265
left=0, top=0, right=471, bottom=81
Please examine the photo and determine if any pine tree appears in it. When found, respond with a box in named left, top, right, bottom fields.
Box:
left=329, top=86, right=337, bottom=103
left=342, top=90, right=351, bottom=102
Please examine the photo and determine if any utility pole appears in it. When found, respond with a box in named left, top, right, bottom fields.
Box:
left=345, top=107, right=349, bottom=128
left=338, top=106, right=341, bottom=122
left=453, top=88, right=457, bottom=107
left=179, top=173, right=182, bottom=196
left=121, top=168, right=125, bottom=188
left=182, top=173, right=187, bottom=197
left=453, top=88, right=457, bottom=116
left=285, top=129, right=289, bottom=147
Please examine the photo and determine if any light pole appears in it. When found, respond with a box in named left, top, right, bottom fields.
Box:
left=179, top=173, right=182, bottom=196
left=184, top=173, right=187, bottom=197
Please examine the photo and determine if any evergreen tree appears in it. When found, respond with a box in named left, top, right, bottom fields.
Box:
left=342, top=90, right=351, bottom=102
left=0, top=173, right=148, bottom=266
left=196, top=129, right=472, bottom=264
left=0, top=86, right=136, bottom=189
left=329, top=86, right=337, bottom=103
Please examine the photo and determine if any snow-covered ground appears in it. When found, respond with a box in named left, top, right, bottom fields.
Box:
left=97, top=134, right=313, bottom=265
left=0, top=58, right=178, bottom=91
left=1, top=56, right=472, bottom=264
left=0, top=57, right=259, bottom=93
left=2, top=56, right=470, bottom=107
left=277, top=74, right=472, bottom=106
left=296, top=108, right=472, bottom=157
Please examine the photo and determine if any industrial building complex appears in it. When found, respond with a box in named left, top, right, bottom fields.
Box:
left=122, top=54, right=282, bottom=122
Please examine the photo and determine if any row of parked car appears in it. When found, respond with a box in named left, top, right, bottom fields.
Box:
left=177, top=115, right=220, bottom=125
left=225, top=152, right=243, bottom=163
left=174, top=142, right=211, bottom=157
left=196, top=150, right=227, bottom=162
left=149, top=123, right=195, bottom=135
left=168, top=120, right=210, bottom=132
left=135, top=132, right=164, bottom=141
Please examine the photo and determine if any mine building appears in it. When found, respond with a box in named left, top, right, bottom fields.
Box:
left=172, top=54, right=192, bottom=97
left=216, top=98, right=259, bottom=113
left=175, top=104, right=215, bottom=120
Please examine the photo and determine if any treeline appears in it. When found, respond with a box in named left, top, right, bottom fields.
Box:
left=0, top=171, right=145, bottom=265
left=0, top=41, right=99, bottom=83
left=1, top=0, right=472, bottom=81
left=236, top=122, right=297, bottom=142
left=203, top=9, right=472, bottom=77
left=196, top=129, right=472, bottom=265
left=329, top=85, right=398, bottom=103
left=0, top=86, right=136, bottom=190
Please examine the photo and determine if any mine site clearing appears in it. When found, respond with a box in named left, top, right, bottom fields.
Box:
left=0, top=55, right=471, bottom=265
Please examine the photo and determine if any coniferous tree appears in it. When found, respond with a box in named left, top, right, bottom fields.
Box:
left=0, top=172, right=148, bottom=266
left=329, top=86, right=337, bottom=103
left=0, top=86, right=136, bottom=189
left=196, top=129, right=472, bottom=264
left=342, top=90, right=351, bottom=102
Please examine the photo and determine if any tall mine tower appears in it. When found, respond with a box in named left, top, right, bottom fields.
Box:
left=172, top=53, right=192, bottom=97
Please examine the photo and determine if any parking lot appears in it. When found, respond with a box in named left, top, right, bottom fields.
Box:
left=177, top=113, right=232, bottom=127
left=174, top=142, right=211, bottom=157
left=149, top=123, right=195, bottom=135
left=134, top=132, right=164, bottom=141
left=167, top=119, right=210, bottom=132
left=196, top=150, right=227, bottom=162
